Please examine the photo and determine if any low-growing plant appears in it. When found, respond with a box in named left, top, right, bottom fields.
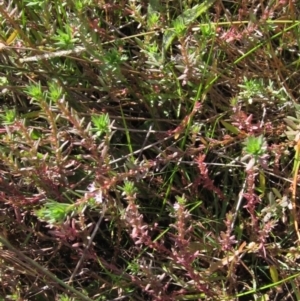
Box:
left=1, top=0, right=300, bottom=300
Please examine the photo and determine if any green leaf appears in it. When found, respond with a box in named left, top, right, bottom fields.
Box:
left=258, top=171, right=266, bottom=196
left=6, top=30, right=18, bottom=45
left=30, top=129, right=43, bottom=140
left=35, top=201, right=73, bottom=224
left=220, top=120, right=240, bottom=135
left=91, top=113, right=110, bottom=137
left=163, top=1, right=216, bottom=55
left=269, top=265, right=279, bottom=283
left=243, top=135, right=266, bottom=156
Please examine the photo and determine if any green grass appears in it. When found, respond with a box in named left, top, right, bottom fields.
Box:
left=1, top=0, right=300, bottom=300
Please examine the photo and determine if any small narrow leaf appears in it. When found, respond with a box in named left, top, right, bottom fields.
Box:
left=220, top=120, right=240, bottom=135
left=271, top=188, right=282, bottom=199
left=259, top=171, right=266, bottom=196
left=6, top=30, right=18, bottom=45
left=269, top=265, right=279, bottom=283
left=163, top=0, right=216, bottom=54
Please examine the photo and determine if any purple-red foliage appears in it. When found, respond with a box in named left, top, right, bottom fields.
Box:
left=194, top=154, right=225, bottom=200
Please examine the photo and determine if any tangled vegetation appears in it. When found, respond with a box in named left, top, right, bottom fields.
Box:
left=1, top=0, right=300, bottom=300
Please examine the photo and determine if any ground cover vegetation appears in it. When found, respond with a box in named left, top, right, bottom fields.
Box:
left=0, top=0, right=300, bottom=300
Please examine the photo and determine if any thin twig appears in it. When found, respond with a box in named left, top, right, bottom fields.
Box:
left=137, top=123, right=153, bottom=161
left=230, top=178, right=247, bottom=233
left=68, top=205, right=106, bottom=284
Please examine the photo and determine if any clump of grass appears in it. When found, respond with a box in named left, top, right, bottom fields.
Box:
left=1, top=0, right=300, bottom=300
